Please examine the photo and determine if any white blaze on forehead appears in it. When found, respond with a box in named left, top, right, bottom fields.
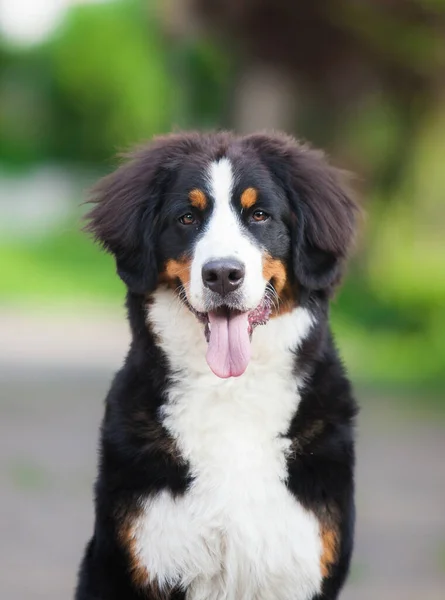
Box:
left=203, top=158, right=241, bottom=259
left=189, top=158, right=266, bottom=311
left=208, top=157, right=234, bottom=208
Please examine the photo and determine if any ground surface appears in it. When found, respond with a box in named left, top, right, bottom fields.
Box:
left=1, top=311, right=444, bottom=600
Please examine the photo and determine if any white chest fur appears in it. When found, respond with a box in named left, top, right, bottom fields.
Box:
left=132, top=290, right=323, bottom=600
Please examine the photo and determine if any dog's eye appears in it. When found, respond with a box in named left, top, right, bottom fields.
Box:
left=251, top=210, right=270, bottom=222
left=179, top=213, right=196, bottom=225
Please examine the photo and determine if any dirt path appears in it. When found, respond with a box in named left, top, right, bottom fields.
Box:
left=1, top=312, right=444, bottom=599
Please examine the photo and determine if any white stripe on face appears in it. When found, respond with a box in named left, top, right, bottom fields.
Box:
left=189, top=158, right=266, bottom=312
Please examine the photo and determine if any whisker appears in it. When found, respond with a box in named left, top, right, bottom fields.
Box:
left=166, top=265, right=191, bottom=277
left=265, top=283, right=280, bottom=312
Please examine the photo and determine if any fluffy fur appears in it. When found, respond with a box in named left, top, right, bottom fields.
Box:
left=76, top=131, right=358, bottom=600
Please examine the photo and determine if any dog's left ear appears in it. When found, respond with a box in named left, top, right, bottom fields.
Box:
left=84, top=154, right=161, bottom=294
left=84, top=134, right=199, bottom=294
left=245, top=133, right=358, bottom=294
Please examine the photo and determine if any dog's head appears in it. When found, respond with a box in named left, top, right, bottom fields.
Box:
left=86, top=131, right=357, bottom=378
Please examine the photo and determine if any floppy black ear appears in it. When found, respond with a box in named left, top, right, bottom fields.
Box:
left=84, top=134, right=200, bottom=294
left=245, top=132, right=358, bottom=294
left=85, top=157, right=160, bottom=294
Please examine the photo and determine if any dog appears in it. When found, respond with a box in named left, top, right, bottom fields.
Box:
left=76, top=131, right=358, bottom=600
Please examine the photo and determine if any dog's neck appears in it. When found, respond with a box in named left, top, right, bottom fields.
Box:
left=137, top=286, right=316, bottom=383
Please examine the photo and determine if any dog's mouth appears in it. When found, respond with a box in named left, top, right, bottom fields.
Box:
left=187, top=297, right=271, bottom=379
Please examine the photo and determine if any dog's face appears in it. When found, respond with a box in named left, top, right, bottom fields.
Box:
left=86, top=132, right=357, bottom=378
left=159, top=156, right=290, bottom=313
left=156, top=155, right=293, bottom=377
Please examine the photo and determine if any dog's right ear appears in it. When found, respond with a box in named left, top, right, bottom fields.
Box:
left=84, top=135, right=197, bottom=294
left=244, top=132, right=358, bottom=296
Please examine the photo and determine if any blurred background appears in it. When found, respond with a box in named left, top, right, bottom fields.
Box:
left=0, top=1, right=444, bottom=599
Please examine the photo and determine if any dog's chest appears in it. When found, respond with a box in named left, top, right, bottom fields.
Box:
left=133, top=369, right=323, bottom=600
left=134, top=296, right=323, bottom=597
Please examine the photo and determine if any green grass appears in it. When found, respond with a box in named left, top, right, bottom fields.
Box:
left=0, top=222, right=125, bottom=308
left=332, top=314, right=445, bottom=394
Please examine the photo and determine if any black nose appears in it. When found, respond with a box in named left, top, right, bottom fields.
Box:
left=202, top=259, right=245, bottom=296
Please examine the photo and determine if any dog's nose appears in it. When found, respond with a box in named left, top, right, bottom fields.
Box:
left=202, top=259, right=245, bottom=296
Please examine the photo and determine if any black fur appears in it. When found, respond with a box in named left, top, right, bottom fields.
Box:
left=76, top=131, right=358, bottom=600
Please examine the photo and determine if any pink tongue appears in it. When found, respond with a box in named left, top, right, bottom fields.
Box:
left=206, top=310, right=251, bottom=378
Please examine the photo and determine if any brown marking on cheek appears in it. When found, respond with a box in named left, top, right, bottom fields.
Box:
left=240, top=187, right=258, bottom=210
left=160, top=257, right=192, bottom=290
left=263, top=255, right=287, bottom=293
left=275, top=283, right=298, bottom=316
left=262, top=254, right=298, bottom=316
left=320, top=526, right=339, bottom=578
left=189, top=188, right=207, bottom=211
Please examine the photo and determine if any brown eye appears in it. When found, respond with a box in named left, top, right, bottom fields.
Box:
left=251, top=210, right=270, bottom=222
left=179, top=213, right=196, bottom=225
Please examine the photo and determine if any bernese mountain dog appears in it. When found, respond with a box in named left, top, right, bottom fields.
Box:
left=76, top=131, right=358, bottom=600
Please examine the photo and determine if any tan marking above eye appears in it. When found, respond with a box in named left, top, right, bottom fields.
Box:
left=241, top=187, right=258, bottom=210
left=189, top=189, right=207, bottom=211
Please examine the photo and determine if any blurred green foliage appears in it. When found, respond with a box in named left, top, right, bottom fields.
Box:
left=0, top=0, right=232, bottom=166
left=0, top=224, right=124, bottom=306
left=0, top=0, right=444, bottom=390
left=0, top=0, right=171, bottom=165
